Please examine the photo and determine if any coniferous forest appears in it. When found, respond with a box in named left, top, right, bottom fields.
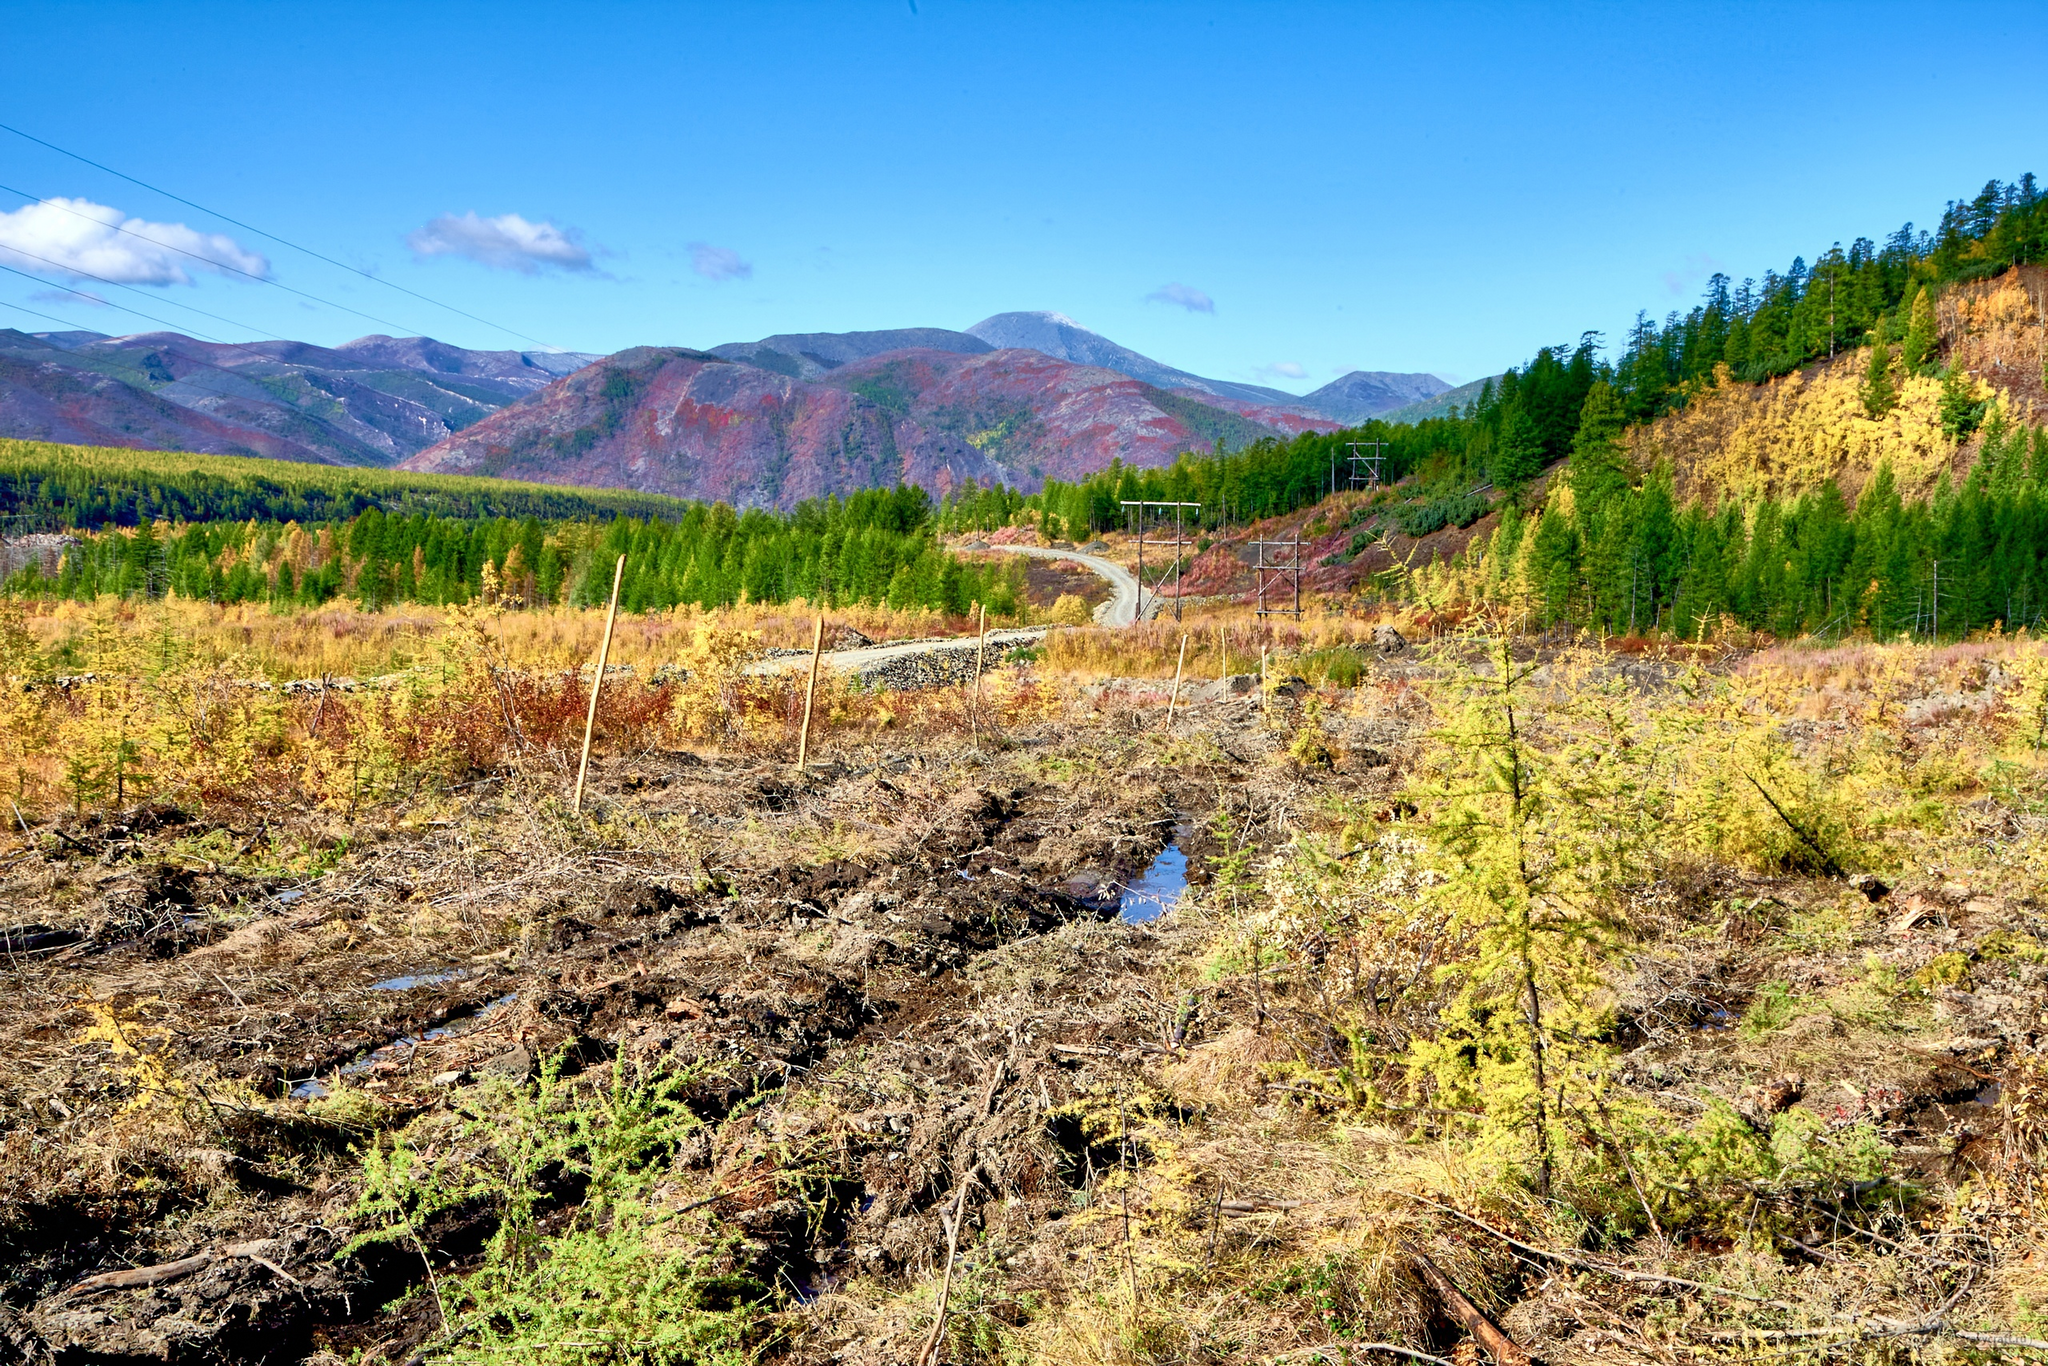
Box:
left=938, top=174, right=2048, bottom=639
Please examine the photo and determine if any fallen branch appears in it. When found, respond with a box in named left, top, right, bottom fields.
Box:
left=62, top=1240, right=291, bottom=1297
left=1411, top=1253, right=1531, bottom=1366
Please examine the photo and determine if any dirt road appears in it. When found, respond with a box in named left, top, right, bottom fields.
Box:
left=744, top=544, right=1147, bottom=682
left=742, top=627, right=1048, bottom=679
left=977, top=543, right=1151, bottom=624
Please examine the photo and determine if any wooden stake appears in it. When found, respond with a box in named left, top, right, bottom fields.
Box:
left=1217, top=622, right=1226, bottom=681
left=918, top=1178, right=972, bottom=1366
left=571, top=554, right=625, bottom=817
left=970, top=603, right=988, bottom=746
left=1166, top=633, right=1188, bottom=724
left=796, top=613, right=824, bottom=776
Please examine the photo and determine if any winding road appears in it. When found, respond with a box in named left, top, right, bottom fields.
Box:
left=975, top=543, right=1154, bottom=626
left=743, top=542, right=1146, bottom=679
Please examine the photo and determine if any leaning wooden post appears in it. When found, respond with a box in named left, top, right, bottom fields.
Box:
left=1166, top=633, right=1188, bottom=724
left=970, top=603, right=988, bottom=745
left=1217, top=622, right=1226, bottom=682
left=572, top=553, right=626, bottom=817
left=796, top=613, right=824, bottom=776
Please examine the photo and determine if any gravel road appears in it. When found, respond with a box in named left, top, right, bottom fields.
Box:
left=975, top=544, right=1154, bottom=625
left=743, top=545, right=1145, bottom=689
left=743, top=627, right=1049, bottom=687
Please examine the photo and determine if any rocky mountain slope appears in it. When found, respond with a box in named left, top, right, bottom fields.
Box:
left=0, top=329, right=600, bottom=466
left=398, top=343, right=1302, bottom=507
left=1302, top=368, right=1453, bottom=423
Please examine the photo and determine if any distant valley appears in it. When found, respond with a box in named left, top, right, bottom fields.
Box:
left=0, top=311, right=1453, bottom=508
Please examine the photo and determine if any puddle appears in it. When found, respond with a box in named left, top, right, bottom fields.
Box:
left=290, top=992, right=519, bottom=1099
left=1119, top=836, right=1188, bottom=924
left=369, top=968, right=468, bottom=992
left=1691, top=1007, right=1737, bottom=1032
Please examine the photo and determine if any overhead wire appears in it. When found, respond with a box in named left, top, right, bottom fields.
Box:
left=0, top=241, right=290, bottom=343
left=0, top=181, right=507, bottom=346
left=0, top=120, right=573, bottom=353
left=0, top=296, right=324, bottom=417
left=0, top=282, right=499, bottom=438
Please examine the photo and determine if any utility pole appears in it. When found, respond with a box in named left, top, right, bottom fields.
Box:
left=1122, top=500, right=1202, bottom=623
left=1346, top=440, right=1388, bottom=491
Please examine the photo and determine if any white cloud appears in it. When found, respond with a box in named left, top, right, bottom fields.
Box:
left=688, top=242, right=752, bottom=282
left=408, top=212, right=596, bottom=273
left=1146, top=282, right=1214, bottom=313
left=1257, top=361, right=1308, bottom=379
left=0, top=197, right=268, bottom=285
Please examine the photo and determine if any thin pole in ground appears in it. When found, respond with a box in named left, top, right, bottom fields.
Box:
left=1166, top=633, right=1188, bottom=725
left=971, top=603, right=988, bottom=746
left=571, top=553, right=625, bottom=817
left=796, top=613, right=824, bottom=776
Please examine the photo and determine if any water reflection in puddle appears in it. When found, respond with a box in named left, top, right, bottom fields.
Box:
left=290, top=991, right=519, bottom=1099
left=369, top=968, right=467, bottom=992
left=1119, top=839, right=1189, bottom=924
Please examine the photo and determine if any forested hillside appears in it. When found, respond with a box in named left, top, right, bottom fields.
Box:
left=0, top=442, right=1019, bottom=616
left=943, top=175, right=2048, bottom=641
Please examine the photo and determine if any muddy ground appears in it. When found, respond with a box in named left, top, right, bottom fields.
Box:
left=3, top=647, right=2047, bottom=1364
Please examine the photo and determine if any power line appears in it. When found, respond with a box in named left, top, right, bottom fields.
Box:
left=0, top=261, right=245, bottom=343
left=0, top=121, right=572, bottom=353
left=0, top=292, right=475, bottom=441
left=0, top=242, right=280, bottom=342
left=0, top=181, right=489, bottom=344
left=0, top=296, right=312, bottom=415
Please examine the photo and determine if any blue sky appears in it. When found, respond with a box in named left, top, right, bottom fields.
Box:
left=2, top=1, right=2044, bottom=393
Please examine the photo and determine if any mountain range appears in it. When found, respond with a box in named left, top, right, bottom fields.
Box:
left=0, top=311, right=1453, bottom=507
left=0, top=328, right=597, bottom=466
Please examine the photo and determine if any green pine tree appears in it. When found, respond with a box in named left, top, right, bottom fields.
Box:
left=1861, top=339, right=1898, bottom=418
left=1567, top=381, right=1632, bottom=509
left=1491, top=404, right=1545, bottom=491
left=1901, top=284, right=1941, bottom=373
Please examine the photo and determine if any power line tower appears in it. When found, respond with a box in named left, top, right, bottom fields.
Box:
left=1253, top=528, right=1302, bottom=619
left=1120, top=500, right=1201, bottom=622
left=1347, top=440, right=1388, bottom=491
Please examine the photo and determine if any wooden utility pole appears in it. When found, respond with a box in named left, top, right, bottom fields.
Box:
left=572, top=553, right=626, bottom=817
left=796, top=613, right=824, bottom=775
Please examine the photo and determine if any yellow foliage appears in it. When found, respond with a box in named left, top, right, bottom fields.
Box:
left=1633, top=360, right=1961, bottom=506
left=1047, top=593, right=1092, bottom=626
left=78, top=997, right=187, bottom=1111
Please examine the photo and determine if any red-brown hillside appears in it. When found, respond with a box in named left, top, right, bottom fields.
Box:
left=400, top=345, right=1336, bottom=508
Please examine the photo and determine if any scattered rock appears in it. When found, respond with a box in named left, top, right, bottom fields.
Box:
left=1849, top=873, right=1890, bottom=902
left=833, top=626, right=876, bottom=650
left=1080, top=540, right=1109, bottom=553
left=964, top=540, right=990, bottom=551
left=430, top=1069, right=467, bottom=1087
left=1373, top=625, right=1409, bottom=655
left=1753, top=1074, right=1804, bottom=1115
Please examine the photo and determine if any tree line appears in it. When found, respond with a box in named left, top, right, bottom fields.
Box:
left=937, top=173, right=2045, bottom=542
left=1481, top=389, right=2048, bottom=640
left=0, top=438, right=696, bottom=530
left=6, top=483, right=1022, bottom=618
